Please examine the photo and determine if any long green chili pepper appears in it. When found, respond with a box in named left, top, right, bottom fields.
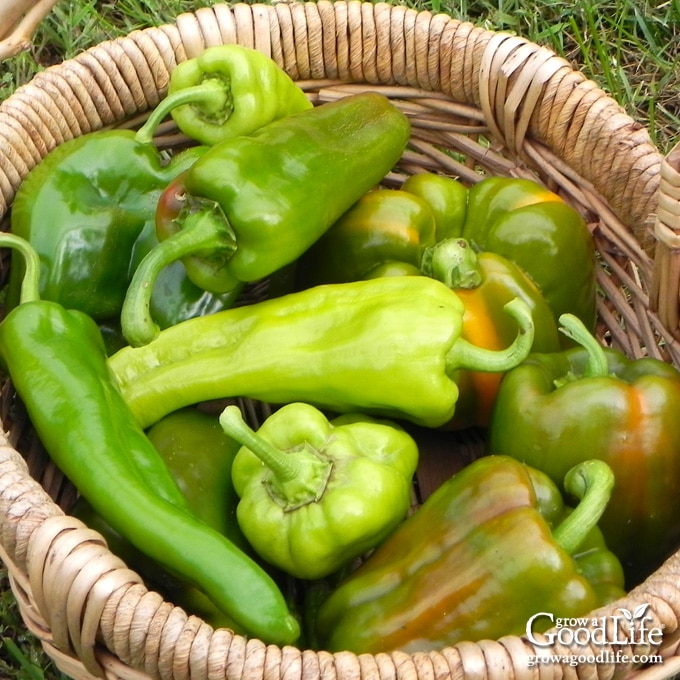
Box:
left=0, top=233, right=299, bottom=645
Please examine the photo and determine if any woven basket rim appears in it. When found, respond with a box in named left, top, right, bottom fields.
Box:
left=1, top=3, right=680, bottom=679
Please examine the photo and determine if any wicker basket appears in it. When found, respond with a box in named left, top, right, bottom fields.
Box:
left=2, top=2, right=680, bottom=678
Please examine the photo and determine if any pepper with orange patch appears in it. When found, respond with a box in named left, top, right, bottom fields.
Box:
left=488, top=313, right=680, bottom=586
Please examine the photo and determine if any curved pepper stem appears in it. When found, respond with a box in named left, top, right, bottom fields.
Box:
left=0, top=233, right=41, bottom=304
left=135, top=79, right=230, bottom=146
left=555, top=313, right=609, bottom=386
left=120, top=201, right=238, bottom=347
left=445, top=296, right=535, bottom=374
left=552, top=459, right=615, bottom=555
left=219, top=405, right=333, bottom=511
left=421, top=237, right=482, bottom=289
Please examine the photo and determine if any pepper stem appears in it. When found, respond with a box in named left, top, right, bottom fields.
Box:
left=219, top=405, right=333, bottom=511
left=445, top=296, right=535, bottom=373
left=135, top=79, right=230, bottom=145
left=421, top=237, right=482, bottom=289
left=552, top=459, right=615, bottom=555
left=554, top=313, right=609, bottom=387
left=0, top=233, right=41, bottom=304
left=120, top=201, right=237, bottom=347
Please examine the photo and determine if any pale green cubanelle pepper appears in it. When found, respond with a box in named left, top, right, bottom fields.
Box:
left=108, top=277, right=535, bottom=430
left=219, top=402, right=419, bottom=580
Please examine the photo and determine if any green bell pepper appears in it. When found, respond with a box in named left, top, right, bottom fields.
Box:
left=0, top=234, right=299, bottom=645
left=7, top=131, right=206, bottom=321
left=109, top=276, right=535, bottom=430
left=405, top=173, right=598, bottom=335
left=121, top=92, right=412, bottom=346
left=137, top=44, right=312, bottom=146
left=488, top=313, right=680, bottom=586
left=315, top=455, right=624, bottom=654
left=219, top=402, right=419, bottom=580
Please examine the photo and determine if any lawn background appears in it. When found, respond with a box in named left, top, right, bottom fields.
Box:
left=1, top=1, right=679, bottom=678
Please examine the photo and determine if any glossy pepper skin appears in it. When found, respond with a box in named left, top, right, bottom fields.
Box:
left=315, top=456, right=624, bottom=654
left=0, top=234, right=299, bottom=645
left=219, top=403, right=419, bottom=580
left=406, top=173, right=597, bottom=335
left=7, top=131, right=206, bottom=320
left=121, top=93, right=412, bottom=346
left=157, top=44, right=312, bottom=145
left=296, top=188, right=561, bottom=428
left=488, top=314, right=680, bottom=585
left=71, top=407, right=247, bottom=629
left=110, top=276, right=535, bottom=430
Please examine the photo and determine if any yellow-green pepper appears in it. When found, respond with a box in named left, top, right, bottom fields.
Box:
left=220, top=402, right=419, bottom=580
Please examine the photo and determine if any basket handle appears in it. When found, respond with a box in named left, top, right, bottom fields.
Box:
left=0, top=0, right=60, bottom=61
left=650, top=142, right=680, bottom=339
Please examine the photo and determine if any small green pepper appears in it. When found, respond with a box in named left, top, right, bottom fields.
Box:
left=122, top=93, right=412, bottom=346
left=0, top=234, right=299, bottom=645
left=138, top=44, right=312, bottom=146
left=488, top=313, right=680, bottom=585
left=219, top=402, right=419, bottom=580
left=109, top=276, right=535, bottom=430
left=315, top=456, right=624, bottom=654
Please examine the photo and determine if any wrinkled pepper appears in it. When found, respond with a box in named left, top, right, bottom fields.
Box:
left=72, top=406, right=249, bottom=629
left=0, top=234, right=299, bottom=645
left=219, top=402, right=419, bottom=580
left=122, top=92, right=411, bottom=346
left=7, top=132, right=206, bottom=320
left=109, top=276, right=535, bottom=430
left=404, top=173, right=597, bottom=334
left=315, top=455, right=625, bottom=654
left=488, top=313, right=680, bottom=585
left=140, top=44, right=312, bottom=146
left=296, top=187, right=561, bottom=427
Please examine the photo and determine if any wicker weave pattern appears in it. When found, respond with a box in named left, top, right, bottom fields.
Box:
left=1, top=3, right=680, bottom=679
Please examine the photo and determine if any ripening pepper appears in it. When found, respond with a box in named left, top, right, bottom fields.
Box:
left=295, top=188, right=561, bottom=427
left=121, top=93, right=411, bottom=346
left=7, top=132, right=207, bottom=321
left=405, top=173, right=598, bottom=335
left=71, top=406, right=248, bottom=629
left=109, top=276, right=535, bottom=430
left=0, top=233, right=299, bottom=645
left=219, top=402, right=419, bottom=580
left=315, top=455, right=625, bottom=654
left=488, top=313, right=680, bottom=586
left=141, top=44, right=312, bottom=146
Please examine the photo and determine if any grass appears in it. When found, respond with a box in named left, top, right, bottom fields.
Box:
left=1, top=1, right=679, bottom=678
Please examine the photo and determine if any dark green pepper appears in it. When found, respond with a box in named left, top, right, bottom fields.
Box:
left=109, top=276, right=535, bottom=430
left=121, top=93, right=412, bottom=346
left=140, top=44, right=312, bottom=146
left=219, top=402, right=419, bottom=579
left=488, top=313, right=680, bottom=585
left=0, top=233, right=299, bottom=645
left=315, top=456, right=624, bottom=654
left=7, top=131, right=206, bottom=320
